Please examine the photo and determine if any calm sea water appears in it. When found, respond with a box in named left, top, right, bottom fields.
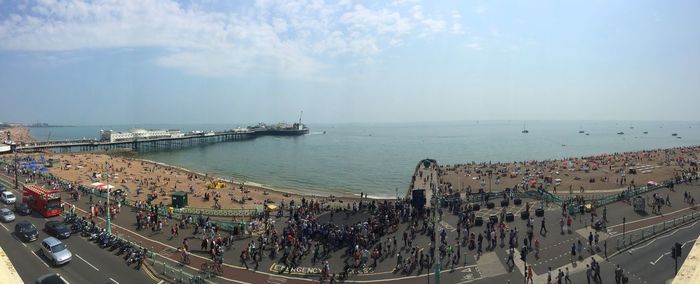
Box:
left=29, top=121, right=700, bottom=198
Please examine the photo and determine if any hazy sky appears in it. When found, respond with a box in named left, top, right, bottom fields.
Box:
left=1, top=0, right=699, bottom=125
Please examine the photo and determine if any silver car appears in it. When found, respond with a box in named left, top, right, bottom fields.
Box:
left=40, top=237, right=72, bottom=266
left=0, top=208, right=15, bottom=222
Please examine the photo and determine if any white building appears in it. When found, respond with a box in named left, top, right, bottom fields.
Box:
left=100, top=129, right=183, bottom=142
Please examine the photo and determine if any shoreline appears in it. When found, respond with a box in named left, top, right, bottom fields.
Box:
left=131, top=157, right=380, bottom=200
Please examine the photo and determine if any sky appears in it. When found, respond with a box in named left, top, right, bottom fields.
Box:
left=0, top=0, right=699, bottom=125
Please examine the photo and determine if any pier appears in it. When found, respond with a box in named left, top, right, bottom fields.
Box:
left=13, top=131, right=254, bottom=153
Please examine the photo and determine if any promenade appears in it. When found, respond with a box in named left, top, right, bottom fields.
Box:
left=0, top=161, right=698, bottom=284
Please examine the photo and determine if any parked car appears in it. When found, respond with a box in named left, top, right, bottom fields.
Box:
left=44, top=221, right=71, bottom=239
left=15, top=220, right=38, bottom=242
left=36, top=273, right=68, bottom=284
left=40, top=237, right=72, bottom=266
left=0, top=191, right=16, bottom=204
left=0, top=208, right=15, bottom=222
left=14, top=202, right=31, bottom=215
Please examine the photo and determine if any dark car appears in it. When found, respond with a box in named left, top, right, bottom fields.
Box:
left=15, top=220, right=38, bottom=242
left=44, top=221, right=71, bottom=239
left=36, top=273, right=68, bottom=284
left=14, top=202, right=32, bottom=215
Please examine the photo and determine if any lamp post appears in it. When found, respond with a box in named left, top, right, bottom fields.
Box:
left=11, top=143, right=18, bottom=189
left=106, top=187, right=111, bottom=234
left=622, top=217, right=626, bottom=240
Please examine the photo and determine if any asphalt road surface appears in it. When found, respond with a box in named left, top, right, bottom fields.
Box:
left=0, top=179, right=155, bottom=284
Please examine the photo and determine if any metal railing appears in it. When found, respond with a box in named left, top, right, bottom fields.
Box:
left=615, top=209, right=700, bottom=250
left=147, top=252, right=211, bottom=284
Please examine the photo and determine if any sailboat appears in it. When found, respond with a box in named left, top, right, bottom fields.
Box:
left=521, top=122, right=529, bottom=134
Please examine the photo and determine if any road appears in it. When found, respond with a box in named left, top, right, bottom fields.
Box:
left=607, top=220, right=698, bottom=284
left=0, top=179, right=156, bottom=284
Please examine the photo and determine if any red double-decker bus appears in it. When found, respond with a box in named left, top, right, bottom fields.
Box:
left=23, top=185, right=62, bottom=217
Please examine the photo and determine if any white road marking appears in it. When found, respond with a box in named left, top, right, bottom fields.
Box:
left=59, top=275, right=70, bottom=284
left=75, top=254, right=99, bottom=271
left=109, top=278, right=119, bottom=284
left=650, top=252, right=670, bottom=265
left=608, top=206, right=696, bottom=230
left=0, top=223, right=8, bottom=231
left=649, top=239, right=696, bottom=265
left=32, top=251, right=50, bottom=268
left=628, top=221, right=698, bottom=252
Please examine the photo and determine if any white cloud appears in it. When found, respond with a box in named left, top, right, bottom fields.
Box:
left=464, top=42, right=482, bottom=50
left=0, top=0, right=452, bottom=79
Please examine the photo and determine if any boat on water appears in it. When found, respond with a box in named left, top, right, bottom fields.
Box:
left=578, top=130, right=585, bottom=134
left=585, top=133, right=590, bottom=136
left=672, top=133, right=678, bottom=136
left=617, top=132, right=624, bottom=135
left=521, top=122, right=529, bottom=133
left=643, top=131, right=648, bottom=134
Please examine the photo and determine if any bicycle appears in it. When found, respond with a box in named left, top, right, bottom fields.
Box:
left=180, top=250, right=191, bottom=265
left=201, top=261, right=223, bottom=276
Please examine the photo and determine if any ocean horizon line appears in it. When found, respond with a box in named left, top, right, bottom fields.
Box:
left=16, top=119, right=700, bottom=128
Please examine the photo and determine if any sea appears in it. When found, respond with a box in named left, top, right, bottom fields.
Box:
left=29, top=121, right=700, bottom=198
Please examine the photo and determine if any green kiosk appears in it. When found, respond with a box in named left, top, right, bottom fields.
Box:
left=171, top=191, right=188, bottom=208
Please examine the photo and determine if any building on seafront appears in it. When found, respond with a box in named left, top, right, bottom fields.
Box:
left=100, top=129, right=183, bottom=142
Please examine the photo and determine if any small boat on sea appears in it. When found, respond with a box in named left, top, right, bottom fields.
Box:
left=521, top=122, right=529, bottom=134
left=585, top=133, right=590, bottom=136
left=578, top=130, right=585, bottom=134
left=672, top=133, right=678, bottom=136
left=643, top=131, right=648, bottom=134
left=617, top=132, right=624, bottom=135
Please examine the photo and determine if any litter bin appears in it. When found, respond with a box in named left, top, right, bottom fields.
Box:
left=171, top=191, right=188, bottom=208
left=474, top=216, right=483, bottom=226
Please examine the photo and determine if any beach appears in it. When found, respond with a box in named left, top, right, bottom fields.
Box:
left=0, top=127, right=34, bottom=143
left=34, top=152, right=368, bottom=210
left=2, top=126, right=700, bottom=211
left=434, top=146, right=699, bottom=196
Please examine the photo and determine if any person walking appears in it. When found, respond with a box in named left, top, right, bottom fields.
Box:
left=586, top=264, right=592, bottom=284
left=541, top=217, right=547, bottom=235
left=506, top=247, right=515, bottom=267
left=557, top=268, right=564, bottom=284
left=565, top=267, right=572, bottom=284
left=615, top=264, right=623, bottom=284
left=526, top=265, right=534, bottom=284
left=571, top=243, right=577, bottom=263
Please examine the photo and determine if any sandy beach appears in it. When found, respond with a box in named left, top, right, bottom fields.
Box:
left=2, top=126, right=699, bottom=211
left=0, top=127, right=34, bottom=143
left=6, top=152, right=365, bottom=211
left=433, top=146, right=700, bottom=196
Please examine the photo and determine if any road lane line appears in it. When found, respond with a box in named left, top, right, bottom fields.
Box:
left=650, top=252, right=670, bottom=265
left=0, top=223, right=8, bottom=231
left=628, top=221, right=698, bottom=252
left=75, top=254, right=99, bottom=271
left=32, top=251, right=50, bottom=268
left=109, top=277, right=119, bottom=284
left=607, top=206, right=695, bottom=229
left=649, top=239, right=696, bottom=265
